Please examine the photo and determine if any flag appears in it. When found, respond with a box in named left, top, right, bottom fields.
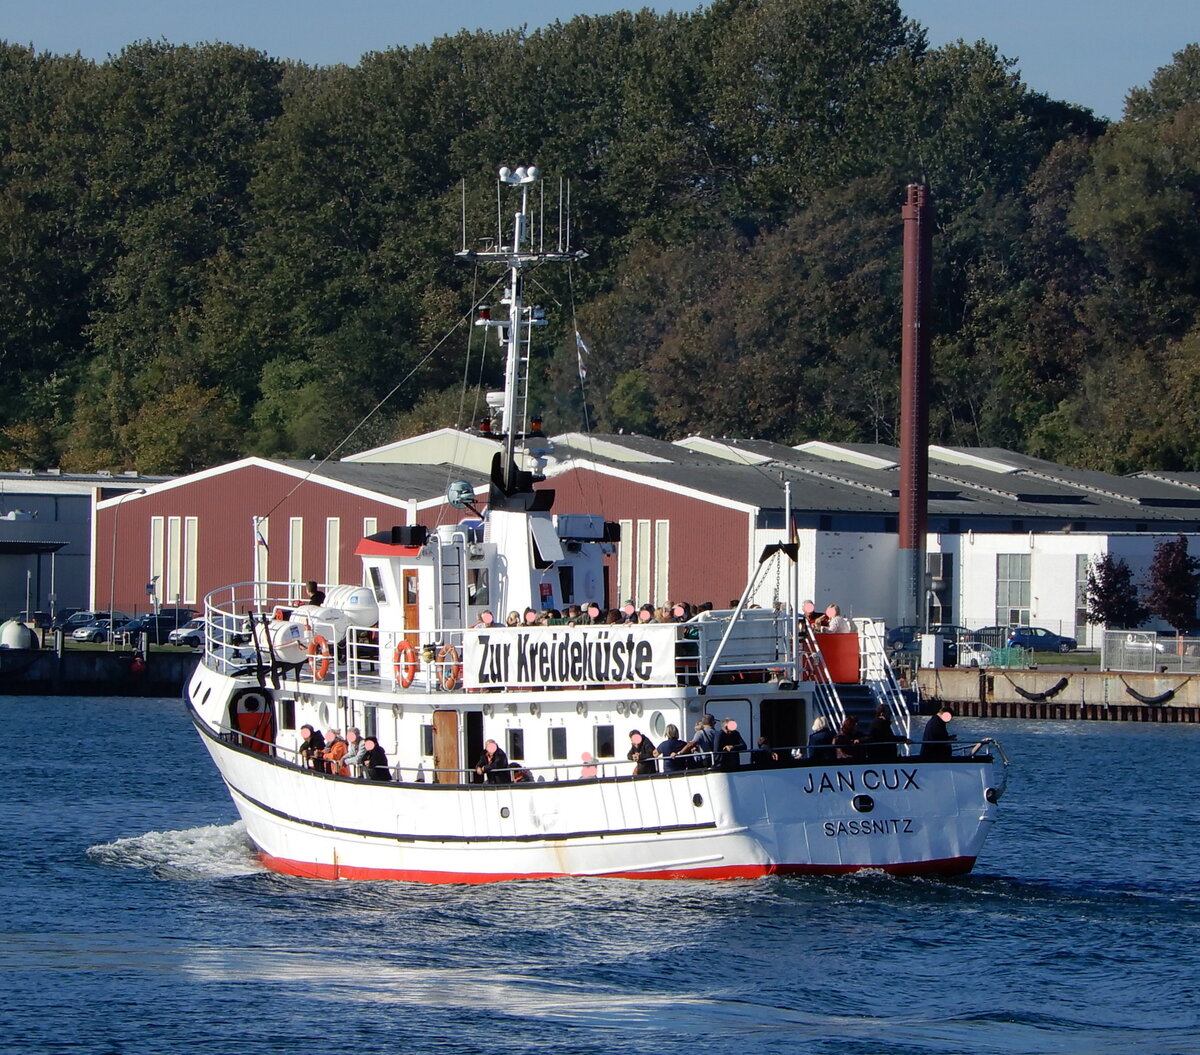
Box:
left=255, top=525, right=269, bottom=551
left=575, top=330, right=589, bottom=382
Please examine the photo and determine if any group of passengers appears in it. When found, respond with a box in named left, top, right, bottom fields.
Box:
left=802, top=601, right=854, bottom=634
left=628, top=713, right=753, bottom=774
left=482, top=600, right=718, bottom=629
left=297, top=724, right=393, bottom=781
left=805, top=705, right=957, bottom=762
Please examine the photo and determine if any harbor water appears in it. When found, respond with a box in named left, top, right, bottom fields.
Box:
left=1, top=696, right=1197, bottom=1055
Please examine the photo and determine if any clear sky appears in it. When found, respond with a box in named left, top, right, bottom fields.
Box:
left=2, top=1, right=1195, bottom=121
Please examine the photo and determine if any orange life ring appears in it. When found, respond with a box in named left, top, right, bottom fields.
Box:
left=307, top=634, right=331, bottom=681
left=437, top=644, right=462, bottom=690
left=394, top=642, right=418, bottom=688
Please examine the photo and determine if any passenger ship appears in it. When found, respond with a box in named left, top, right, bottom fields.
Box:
left=186, top=165, right=1009, bottom=882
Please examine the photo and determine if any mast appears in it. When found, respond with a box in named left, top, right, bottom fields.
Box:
left=458, top=166, right=586, bottom=496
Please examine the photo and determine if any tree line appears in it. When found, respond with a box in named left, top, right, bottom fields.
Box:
left=0, top=0, right=1198, bottom=475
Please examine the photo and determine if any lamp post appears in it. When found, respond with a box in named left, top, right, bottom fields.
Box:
left=108, top=487, right=146, bottom=650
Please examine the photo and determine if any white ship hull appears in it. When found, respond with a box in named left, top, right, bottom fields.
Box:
left=189, top=668, right=1001, bottom=882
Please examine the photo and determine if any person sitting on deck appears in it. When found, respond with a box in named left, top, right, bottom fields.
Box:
left=864, top=705, right=901, bottom=761
left=361, top=737, right=393, bottom=781
left=752, top=736, right=780, bottom=767
left=825, top=605, right=853, bottom=634
left=297, top=580, right=325, bottom=606
left=806, top=716, right=836, bottom=764
left=833, top=716, right=865, bottom=761
left=475, top=739, right=512, bottom=783
left=919, top=707, right=957, bottom=761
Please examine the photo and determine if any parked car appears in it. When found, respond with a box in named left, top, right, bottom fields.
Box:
left=124, top=612, right=196, bottom=644
left=885, top=623, right=969, bottom=665
left=957, top=640, right=994, bottom=667
left=885, top=625, right=919, bottom=651
left=1007, top=626, right=1077, bottom=653
left=168, top=618, right=206, bottom=647
left=16, top=610, right=52, bottom=629
left=49, top=608, right=83, bottom=631
left=72, top=618, right=129, bottom=644
left=1122, top=631, right=1169, bottom=653
left=60, top=610, right=129, bottom=633
left=973, top=625, right=1015, bottom=649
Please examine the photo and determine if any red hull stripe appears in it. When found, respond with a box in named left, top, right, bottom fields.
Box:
left=258, top=851, right=977, bottom=883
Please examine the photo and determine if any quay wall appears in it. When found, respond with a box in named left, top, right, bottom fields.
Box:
left=917, top=667, right=1200, bottom=722
left=0, top=648, right=197, bottom=697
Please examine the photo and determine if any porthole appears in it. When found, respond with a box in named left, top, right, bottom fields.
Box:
left=985, top=787, right=1000, bottom=803
left=692, top=793, right=704, bottom=808
left=500, top=807, right=511, bottom=819
left=649, top=711, right=666, bottom=738
left=852, top=794, right=875, bottom=813
left=318, top=703, right=330, bottom=726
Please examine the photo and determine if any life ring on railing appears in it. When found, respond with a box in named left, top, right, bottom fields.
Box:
left=307, top=635, right=331, bottom=681
left=437, top=644, right=462, bottom=690
left=394, top=642, right=418, bottom=688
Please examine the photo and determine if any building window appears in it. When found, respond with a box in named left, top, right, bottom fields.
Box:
left=288, top=517, right=304, bottom=586
left=362, top=518, right=378, bottom=586
left=506, top=728, right=525, bottom=761
left=654, top=520, right=670, bottom=607
left=594, top=724, right=615, bottom=759
left=548, top=727, right=567, bottom=760
left=636, top=520, right=652, bottom=604
left=996, top=553, right=1031, bottom=626
left=325, top=517, right=341, bottom=586
left=184, top=517, right=199, bottom=605
left=151, top=516, right=165, bottom=602
left=618, top=519, right=633, bottom=605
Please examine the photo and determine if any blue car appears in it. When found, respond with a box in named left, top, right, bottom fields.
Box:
left=1007, top=626, right=1077, bottom=653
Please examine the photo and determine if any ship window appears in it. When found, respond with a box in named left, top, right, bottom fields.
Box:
left=506, top=728, right=525, bottom=761
left=420, top=724, right=434, bottom=756
left=557, top=565, right=575, bottom=603
left=364, top=706, right=377, bottom=740
left=594, top=724, right=615, bottom=759
left=368, top=566, right=386, bottom=604
left=279, top=698, right=296, bottom=730
left=468, top=568, right=490, bottom=606
left=548, top=727, right=567, bottom=760
left=649, top=711, right=666, bottom=738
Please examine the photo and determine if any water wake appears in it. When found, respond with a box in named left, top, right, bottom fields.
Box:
left=86, top=822, right=260, bottom=879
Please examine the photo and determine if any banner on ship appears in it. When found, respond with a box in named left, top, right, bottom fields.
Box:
left=463, top=625, right=678, bottom=689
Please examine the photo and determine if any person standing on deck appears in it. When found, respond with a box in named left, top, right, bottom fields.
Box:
left=919, top=707, right=956, bottom=760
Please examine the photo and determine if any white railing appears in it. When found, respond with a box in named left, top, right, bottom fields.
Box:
left=856, top=618, right=913, bottom=738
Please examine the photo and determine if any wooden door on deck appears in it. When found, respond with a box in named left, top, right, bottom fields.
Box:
left=402, top=569, right=420, bottom=649
left=432, top=709, right=460, bottom=784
